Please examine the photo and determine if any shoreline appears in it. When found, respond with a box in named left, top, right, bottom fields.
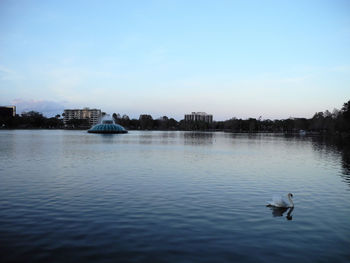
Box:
left=1, top=127, right=349, bottom=136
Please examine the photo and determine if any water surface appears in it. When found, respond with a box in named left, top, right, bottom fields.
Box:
left=0, top=130, right=349, bottom=262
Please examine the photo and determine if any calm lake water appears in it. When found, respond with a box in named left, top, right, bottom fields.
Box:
left=0, top=130, right=349, bottom=262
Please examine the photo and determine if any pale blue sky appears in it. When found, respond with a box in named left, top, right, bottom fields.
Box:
left=0, top=0, right=349, bottom=120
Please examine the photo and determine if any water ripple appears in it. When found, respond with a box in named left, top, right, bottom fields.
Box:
left=0, top=131, right=349, bottom=262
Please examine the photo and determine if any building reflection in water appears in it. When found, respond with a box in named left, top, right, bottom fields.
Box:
left=183, top=132, right=214, bottom=145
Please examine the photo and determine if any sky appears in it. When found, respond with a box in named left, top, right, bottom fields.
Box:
left=0, top=0, right=349, bottom=120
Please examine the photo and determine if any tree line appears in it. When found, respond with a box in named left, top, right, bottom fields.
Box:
left=112, top=100, right=350, bottom=134
left=1, top=100, right=349, bottom=135
left=0, top=111, right=64, bottom=129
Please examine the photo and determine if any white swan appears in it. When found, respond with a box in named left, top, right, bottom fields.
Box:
left=267, top=193, right=294, bottom=208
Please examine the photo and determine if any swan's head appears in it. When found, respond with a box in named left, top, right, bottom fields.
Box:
left=288, top=193, right=293, bottom=198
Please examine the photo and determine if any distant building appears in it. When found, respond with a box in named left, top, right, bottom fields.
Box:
left=184, top=112, right=213, bottom=123
left=0, top=106, right=16, bottom=118
left=63, top=108, right=101, bottom=127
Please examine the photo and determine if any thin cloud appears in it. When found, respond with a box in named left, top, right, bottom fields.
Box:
left=0, top=65, right=21, bottom=81
left=12, top=99, right=68, bottom=117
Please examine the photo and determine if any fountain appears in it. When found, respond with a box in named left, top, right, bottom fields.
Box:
left=88, top=115, right=128, bottom=134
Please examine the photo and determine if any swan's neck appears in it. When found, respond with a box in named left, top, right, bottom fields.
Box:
left=288, top=195, right=294, bottom=207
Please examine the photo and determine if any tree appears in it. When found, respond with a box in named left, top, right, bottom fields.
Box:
left=342, top=100, right=350, bottom=121
left=332, top=108, right=340, bottom=119
left=21, top=111, right=46, bottom=128
left=340, top=100, right=350, bottom=131
left=248, top=118, right=257, bottom=132
left=168, top=118, right=178, bottom=129
left=139, top=114, right=154, bottom=130
left=310, top=112, right=325, bottom=131
left=66, top=118, right=89, bottom=128
left=120, top=114, right=130, bottom=127
left=47, top=117, right=64, bottom=128
left=112, top=113, right=121, bottom=123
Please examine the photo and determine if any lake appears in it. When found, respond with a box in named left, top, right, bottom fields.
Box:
left=0, top=130, right=349, bottom=262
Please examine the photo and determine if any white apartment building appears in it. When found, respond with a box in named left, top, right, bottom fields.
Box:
left=184, top=112, right=213, bottom=123
left=63, top=108, right=102, bottom=127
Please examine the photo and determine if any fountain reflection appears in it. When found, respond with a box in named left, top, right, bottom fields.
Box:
left=269, top=207, right=294, bottom=220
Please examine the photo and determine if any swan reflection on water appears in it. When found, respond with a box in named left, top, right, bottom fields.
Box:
left=266, top=193, right=294, bottom=220
left=268, top=207, right=294, bottom=220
